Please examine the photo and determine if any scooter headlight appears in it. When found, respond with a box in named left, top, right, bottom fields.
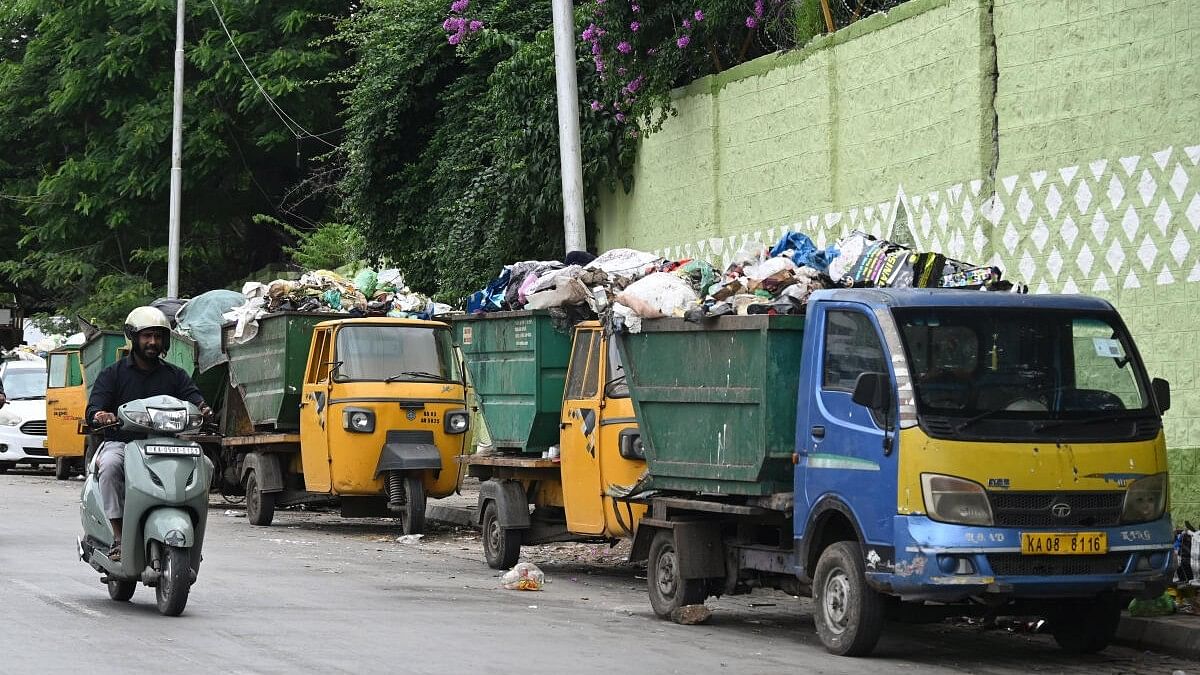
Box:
left=147, top=407, right=187, bottom=433
left=125, top=410, right=151, bottom=427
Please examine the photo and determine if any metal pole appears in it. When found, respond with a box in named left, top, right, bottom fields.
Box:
left=550, top=0, right=587, bottom=254
left=166, top=0, right=185, bottom=298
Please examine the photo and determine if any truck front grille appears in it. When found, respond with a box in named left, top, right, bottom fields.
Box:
left=988, top=553, right=1129, bottom=576
left=989, top=491, right=1123, bottom=528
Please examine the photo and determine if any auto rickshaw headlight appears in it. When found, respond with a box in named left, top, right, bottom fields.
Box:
left=619, top=429, right=645, bottom=460
left=445, top=410, right=469, bottom=434
left=343, top=408, right=375, bottom=434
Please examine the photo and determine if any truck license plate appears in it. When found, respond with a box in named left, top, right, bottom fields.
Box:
left=1020, top=532, right=1107, bottom=555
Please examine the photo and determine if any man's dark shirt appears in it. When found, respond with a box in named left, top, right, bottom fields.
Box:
left=85, top=355, right=205, bottom=442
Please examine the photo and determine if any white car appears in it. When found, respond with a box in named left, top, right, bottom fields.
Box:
left=0, top=357, right=49, bottom=472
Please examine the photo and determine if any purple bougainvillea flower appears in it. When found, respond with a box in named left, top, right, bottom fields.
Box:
left=450, top=0, right=468, bottom=12
left=581, top=24, right=595, bottom=40
left=590, top=100, right=603, bottom=111
left=618, top=66, right=627, bottom=76
left=448, top=32, right=462, bottom=44
left=617, top=40, right=632, bottom=54
left=469, top=20, right=483, bottom=31
left=630, top=21, right=639, bottom=31
left=754, top=0, right=765, bottom=17
left=631, top=3, right=640, bottom=12
left=595, top=59, right=605, bottom=72
left=442, top=17, right=454, bottom=30
left=616, top=113, right=626, bottom=123
left=591, top=41, right=602, bottom=55
left=683, top=19, right=691, bottom=29
left=676, top=35, right=690, bottom=48
left=694, top=9, right=704, bottom=21
left=625, top=75, right=643, bottom=93
left=745, top=16, right=758, bottom=28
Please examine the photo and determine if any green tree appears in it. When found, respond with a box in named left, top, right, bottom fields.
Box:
left=0, top=0, right=350, bottom=326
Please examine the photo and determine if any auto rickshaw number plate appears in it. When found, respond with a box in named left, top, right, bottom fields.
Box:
left=145, top=444, right=201, bottom=456
left=1020, top=532, right=1107, bottom=555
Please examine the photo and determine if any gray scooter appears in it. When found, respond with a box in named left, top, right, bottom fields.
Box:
left=78, top=395, right=212, bottom=616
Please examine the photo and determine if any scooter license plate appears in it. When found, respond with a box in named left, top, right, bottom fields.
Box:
left=1020, top=532, right=1107, bottom=555
left=145, top=444, right=201, bottom=456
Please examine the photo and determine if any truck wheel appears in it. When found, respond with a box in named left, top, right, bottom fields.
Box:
left=482, top=501, right=520, bottom=570
left=647, top=529, right=707, bottom=618
left=401, top=475, right=426, bottom=535
left=156, top=545, right=192, bottom=617
left=813, top=541, right=885, bottom=657
left=55, top=457, right=72, bottom=480
left=245, top=471, right=275, bottom=526
left=107, top=578, right=136, bottom=602
left=1049, top=595, right=1122, bottom=653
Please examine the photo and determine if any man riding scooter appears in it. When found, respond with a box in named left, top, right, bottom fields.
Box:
left=85, top=306, right=211, bottom=561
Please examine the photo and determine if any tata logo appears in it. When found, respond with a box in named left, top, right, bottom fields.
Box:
left=1050, top=502, right=1072, bottom=518
left=406, top=409, right=417, bottom=421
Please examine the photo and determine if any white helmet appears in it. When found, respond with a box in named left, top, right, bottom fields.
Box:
left=124, top=306, right=171, bottom=351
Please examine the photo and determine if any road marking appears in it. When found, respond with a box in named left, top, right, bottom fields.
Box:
left=10, top=579, right=107, bottom=618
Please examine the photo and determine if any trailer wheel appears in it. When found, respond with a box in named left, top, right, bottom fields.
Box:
left=245, top=471, right=275, bottom=526
left=813, top=541, right=885, bottom=657
left=482, top=501, right=520, bottom=570
left=647, top=529, right=707, bottom=618
left=1049, top=595, right=1121, bottom=653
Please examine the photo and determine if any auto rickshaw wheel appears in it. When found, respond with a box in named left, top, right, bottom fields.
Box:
left=55, top=457, right=72, bottom=480
left=245, top=471, right=275, bottom=526
left=482, top=501, right=521, bottom=570
left=400, top=474, right=426, bottom=535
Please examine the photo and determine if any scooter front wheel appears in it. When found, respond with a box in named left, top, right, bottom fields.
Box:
left=156, top=545, right=192, bottom=616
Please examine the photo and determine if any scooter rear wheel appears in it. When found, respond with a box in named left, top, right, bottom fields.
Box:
left=156, top=545, right=192, bottom=616
left=107, top=578, right=135, bottom=602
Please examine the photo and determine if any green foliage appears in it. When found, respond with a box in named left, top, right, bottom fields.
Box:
left=0, top=0, right=350, bottom=320
left=337, top=0, right=636, bottom=302
left=267, top=215, right=366, bottom=270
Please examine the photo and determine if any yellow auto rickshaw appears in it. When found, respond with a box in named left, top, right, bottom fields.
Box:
left=45, top=345, right=87, bottom=479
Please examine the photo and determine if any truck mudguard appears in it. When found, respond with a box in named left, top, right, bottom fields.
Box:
left=798, top=495, right=870, bottom=578
left=477, top=479, right=531, bottom=530
left=630, top=518, right=725, bottom=579
left=374, top=430, right=443, bottom=476
left=241, top=452, right=284, bottom=493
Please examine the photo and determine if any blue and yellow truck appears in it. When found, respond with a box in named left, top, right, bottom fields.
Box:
left=617, top=288, right=1173, bottom=656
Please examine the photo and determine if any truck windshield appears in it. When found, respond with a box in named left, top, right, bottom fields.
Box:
left=334, top=325, right=462, bottom=383
left=894, top=308, right=1153, bottom=438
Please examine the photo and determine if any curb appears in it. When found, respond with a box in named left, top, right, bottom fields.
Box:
left=1115, top=614, right=1200, bottom=659
left=427, top=503, right=479, bottom=529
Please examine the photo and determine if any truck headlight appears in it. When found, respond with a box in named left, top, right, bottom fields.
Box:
left=444, top=410, right=469, bottom=434
left=921, top=474, right=993, bottom=526
left=1121, top=473, right=1167, bottom=523
left=619, top=429, right=645, bottom=460
left=147, top=408, right=187, bottom=433
left=343, top=408, right=375, bottom=434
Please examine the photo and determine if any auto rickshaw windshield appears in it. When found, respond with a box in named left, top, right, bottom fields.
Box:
left=334, top=325, right=462, bottom=383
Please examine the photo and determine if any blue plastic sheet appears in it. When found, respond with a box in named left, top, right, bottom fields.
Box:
left=769, top=231, right=838, bottom=271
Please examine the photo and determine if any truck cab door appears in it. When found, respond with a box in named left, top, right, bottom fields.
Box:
left=798, top=303, right=899, bottom=550
left=299, top=327, right=334, bottom=493
left=560, top=327, right=605, bottom=534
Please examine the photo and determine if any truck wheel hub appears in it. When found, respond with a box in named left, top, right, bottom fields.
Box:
left=823, top=569, right=850, bottom=634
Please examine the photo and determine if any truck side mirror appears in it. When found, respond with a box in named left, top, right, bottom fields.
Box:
left=1152, top=378, right=1170, bottom=414
left=852, top=372, right=892, bottom=412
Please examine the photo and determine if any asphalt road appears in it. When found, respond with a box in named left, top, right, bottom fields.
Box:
left=0, top=470, right=1193, bottom=674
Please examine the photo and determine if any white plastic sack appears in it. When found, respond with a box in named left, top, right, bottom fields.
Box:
left=501, top=562, right=545, bottom=591
left=586, top=248, right=660, bottom=279
left=528, top=265, right=584, bottom=294
left=614, top=272, right=699, bottom=319
left=524, top=278, right=589, bottom=310
left=743, top=255, right=796, bottom=280
left=827, top=232, right=871, bottom=281
left=222, top=297, right=266, bottom=345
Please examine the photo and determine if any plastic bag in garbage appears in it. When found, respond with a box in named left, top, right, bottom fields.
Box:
left=614, top=272, right=699, bottom=319
left=353, top=268, right=378, bottom=298
left=586, top=248, right=661, bottom=280
left=501, top=562, right=545, bottom=591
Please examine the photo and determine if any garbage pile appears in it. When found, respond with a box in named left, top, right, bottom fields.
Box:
left=467, top=230, right=1016, bottom=333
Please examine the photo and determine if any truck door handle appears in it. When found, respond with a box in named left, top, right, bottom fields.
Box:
left=811, top=425, right=825, bottom=439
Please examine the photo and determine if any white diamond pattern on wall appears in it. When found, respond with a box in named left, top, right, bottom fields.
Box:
left=651, top=143, right=1200, bottom=297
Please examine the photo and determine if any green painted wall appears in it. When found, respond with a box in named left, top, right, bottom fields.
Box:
left=596, top=0, right=1200, bottom=523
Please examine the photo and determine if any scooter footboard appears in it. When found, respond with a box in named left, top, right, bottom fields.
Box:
left=143, top=507, right=195, bottom=548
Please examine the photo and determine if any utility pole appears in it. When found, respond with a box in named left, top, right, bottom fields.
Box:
left=550, top=0, right=587, bottom=254
left=166, top=0, right=185, bottom=298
